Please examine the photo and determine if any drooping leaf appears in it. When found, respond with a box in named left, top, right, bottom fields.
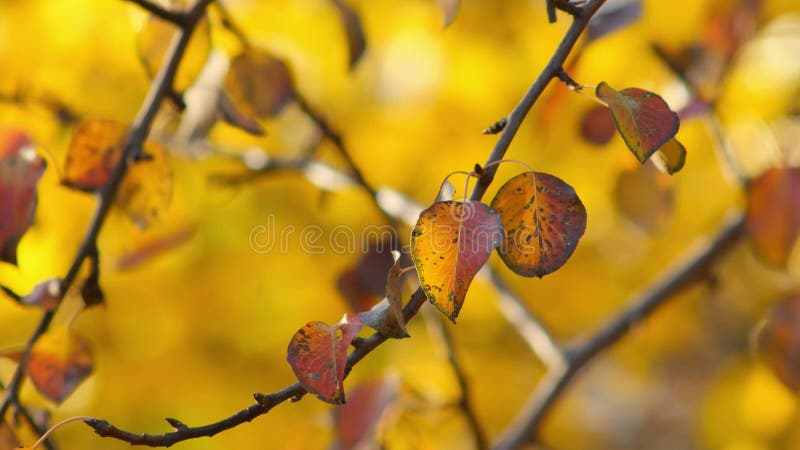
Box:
left=20, top=278, right=61, bottom=311
left=287, top=313, right=363, bottom=404
left=745, top=167, right=800, bottom=267
left=580, top=105, right=616, bottom=146
left=137, top=13, right=211, bottom=92
left=757, top=295, right=800, bottom=390
left=490, top=172, right=586, bottom=278
left=62, top=119, right=127, bottom=191
left=28, top=328, right=93, bottom=404
left=114, top=141, right=172, bottom=229
left=332, top=375, right=400, bottom=450
left=0, top=128, right=46, bottom=266
left=337, top=240, right=406, bottom=312
left=436, top=0, right=460, bottom=27
left=614, top=162, right=674, bottom=232
left=330, top=0, right=367, bottom=69
left=224, top=48, right=295, bottom=120
left=410, top=201, right=504, bottom=322
left=595, top=82, right=680, bottom=163
left=652, top=138, right=687, bottom=175
left=358, top=251, right=409, bottom=339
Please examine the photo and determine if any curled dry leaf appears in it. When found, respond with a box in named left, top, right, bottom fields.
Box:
left=490, top=172, right=586, bottom=278
left=333, top=375, right=400, bottom=450
left=28, top=328, right=94, bottom=404
left=330, top=0, right=367, bottom=69
left=21, top=278, right=61, bottom=311
left=287, top=313, right=363, bottom=404
left=652, top=138, right=687, bottom=175
left=137, top=13, right=211, bottom=92
left=757, top=295, right=800, bottom=390
left=224, top=47, right=295, bottom=120
left=410, top=201, right=504, bottom=322
left=595, top=81, right=680, bottom=163
left=614, top=162, right=674, bottom=232
left=358, top=251, right=409, bottom=339
left=745, top=167, right=800, bottom=267
left=0, top=128, right=46, bottom=266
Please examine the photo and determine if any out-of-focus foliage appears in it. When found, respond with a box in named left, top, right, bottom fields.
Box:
left=0, top=0, right=798, bottom=449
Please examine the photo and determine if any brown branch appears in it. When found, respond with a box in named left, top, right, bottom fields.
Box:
left=0, top=0, right=214, bottom=423
left=123, top=0, right=189, bottom=26
left=493, top=212, right=746, bottom=450
left=82, top=0, right=609, bottom=446
left=214, top=1, right=250, bottom=47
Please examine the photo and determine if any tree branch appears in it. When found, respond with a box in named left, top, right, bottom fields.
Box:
left=0, top=0, right=214, bottom=423
left=493, top=211, right=746, bottom=450
left=122, top=0, right=189, bottom=26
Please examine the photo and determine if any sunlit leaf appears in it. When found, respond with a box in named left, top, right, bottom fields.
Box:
left=745, top=167, right=800, bottom=267
left=62, top=119, right=127, bottom=191
left=114, top=141, right=172, bottom=230
left=224, top=47, right=295, bottom=120
left=490, top=172, right=586, bottom=278
left=614, top=162, right=674, bottom=232
left=137, top=13, right=211, bottom=92
left=757, top=295, right=800, bottom=390
left=0, top=128, right=46, bottom=266
left=652, top=138, right=687, bottom=175
left=580, top=105, right=616, bottom=146
left=20, top=278, right=61, bottom=311
left=596, top=82, right=680, bottom=163
left=410, top=201, right=504, bottom=322
left=358, top=251, right=409, bottom=339
left=436, top=0, right=460, bottom=27
left=330, top=0, right=367, bottom=69
left=333, top=375, right=400, bottom=450
left=287, top=313, right=363, bottom=404
left=28, top=328, right=93, bottom=404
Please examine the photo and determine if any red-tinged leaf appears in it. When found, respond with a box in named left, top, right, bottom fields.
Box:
left=333, top=376, right=400, bottom=450
left=224, top=48, right=295, bottom=120
left=137, top=13, right=211, bottom=92
left=757, top=295, right=800, bottom=390
left=62, top=119, right=127, bottom=191
left=652, top=138, right=687, bottom=175
left=0, top=128, right=46, bottom=266
left=437, top=0, right=460, bottom=27
left=490, top=172, right=586, bottom=278
left=358, top=251, right=409, bottom=339
left=595, top=82, right=680, bottom=163
left=287, top=313, right=363, bottom=404
left=745, top=167, right=800, bottom=267
left=614, top=162, right=674, bottom=232
left=28, top=328, right=93, bottom=404
left=330, top=0, right=367, bottom=69
left=580, top=105, right=616, bottom=146
left=20, top=278, right=61, bottom=311
left=410, top=201, right=504, bottom=322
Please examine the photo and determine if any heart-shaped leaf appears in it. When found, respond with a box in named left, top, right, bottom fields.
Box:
left=410, top=201, right=504, bottom=322
left=745, top=167, right=800, bottom=267
left=0, top=128, right=46, bottom=266
left=652, top=138, right=687, bottom=175
left=757, top=295, right=800, bottom=390
left=224, top=48, right=295, bottom=120
left=330, top=0, right=366, bottom=69
left=490, top=172, right=586, bottom=278
left=137, top=13, right=211, bottom=92
left=287, top=313, right=363, bottom=404
left=596, top=82, right=679, bottom=163
left=28, top=328, right=93, bottom=404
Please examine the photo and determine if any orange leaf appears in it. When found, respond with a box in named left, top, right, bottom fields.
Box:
left=490, top=172, right=586, bottom=278
left=651, top=138, right=687, bottom=175
left=410, top=201, right=504, bottom=322
left=0, top=128, right=46, bottom=265
left=62, top=119, right=127, bottom=191
left=614, top=162, right=674, bottom=232
left=114, top=141, right=172, bottom=229
left=28, top=328, right=93, bottom=404
left=596, top=82, right=679, bottom=163
left=745, top=167, right=800, bottom=267
left=224, top=48, right=295, bottom=120
left=287, top=314, right=363, bottom=404
left=757, top=295, right=800, bottom=390
left=137, top=13, right=211, bottom=92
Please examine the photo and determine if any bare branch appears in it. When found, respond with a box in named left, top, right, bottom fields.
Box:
left=493, top=212, right=746, bottom=450
left=122, top=0, right=189, bottom=26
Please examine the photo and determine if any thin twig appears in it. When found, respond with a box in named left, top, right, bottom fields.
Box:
left=214, top=1, right=250, bottom=47
left=493, top=212, right=746, bottom=450
left=123, top=0, right=189, bottom=26
left=0, top=0, right=214, bottom=423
